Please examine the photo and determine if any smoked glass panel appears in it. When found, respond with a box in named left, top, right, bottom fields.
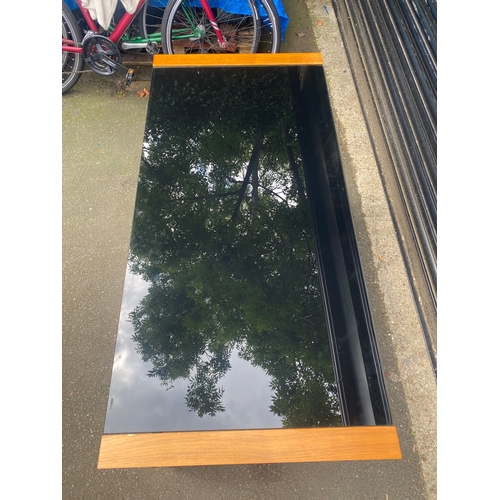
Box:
left=103, top=67, right=343, bottom=434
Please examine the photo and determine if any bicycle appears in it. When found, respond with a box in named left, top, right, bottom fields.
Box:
left=62, top=0, right=283, bottom=94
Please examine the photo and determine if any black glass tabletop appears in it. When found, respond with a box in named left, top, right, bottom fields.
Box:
left=103, top=62, right=391, bottom=436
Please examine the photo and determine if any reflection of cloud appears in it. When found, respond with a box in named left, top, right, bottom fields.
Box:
left=218, top=349, right=281, bottom=429
left=104, top=269, right=282, bottom=434
left=110, top=268, right=150, bottom=386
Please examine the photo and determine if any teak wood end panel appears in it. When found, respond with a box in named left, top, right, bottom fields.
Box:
left=98, top=427, right=401, bottom=468
left=152, top=53, right=323, bottom=67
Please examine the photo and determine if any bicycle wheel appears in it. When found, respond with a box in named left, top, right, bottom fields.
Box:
left=62, top=2, right=84, bottom=94
left=253, top=0, right=280, bottom=53
left=161, top=0, right=260, bottom=54
left=139, top=1, right=165, bottom=39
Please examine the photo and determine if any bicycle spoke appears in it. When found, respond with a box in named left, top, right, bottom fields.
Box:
left=163, top=1, right=260, bottom=54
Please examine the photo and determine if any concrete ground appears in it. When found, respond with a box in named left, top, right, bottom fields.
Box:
left=62, top=1, right=436, bottom=498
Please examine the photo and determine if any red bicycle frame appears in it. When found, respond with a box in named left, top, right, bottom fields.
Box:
left=62, top=0, right=228, bottom=53
left=62, top=0, right=146, bottom=53
left=198, top=0, right=227, bottom=48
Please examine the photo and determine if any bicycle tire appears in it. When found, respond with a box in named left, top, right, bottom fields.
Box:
left=139, top=1, right=165, bottom=40
left=254, top=0, right=280, bottom=53
left=62, top=2, right=84, bottom=94
left=161, top=0, right=261, bottom=54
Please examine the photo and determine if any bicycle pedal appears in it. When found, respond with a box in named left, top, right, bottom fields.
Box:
left=146, top=41, right=159, bottom=55
left=125, top=69, right=134, bottom=86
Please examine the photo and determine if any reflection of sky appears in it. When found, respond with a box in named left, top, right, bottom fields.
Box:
left=103, top=267, right=282, bottom=434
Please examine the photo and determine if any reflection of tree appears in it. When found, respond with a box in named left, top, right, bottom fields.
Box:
left=185, top=358, right=226, bottom=417
left=128, top=68, right=341, bottom=426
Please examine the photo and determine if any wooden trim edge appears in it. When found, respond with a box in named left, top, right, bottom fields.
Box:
left=152, top=53, right=323, bottom=68
left=98, top=426, right=401, bottom=468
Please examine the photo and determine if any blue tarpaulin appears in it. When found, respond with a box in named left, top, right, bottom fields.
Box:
left=64, top=0, right=288, bottom=40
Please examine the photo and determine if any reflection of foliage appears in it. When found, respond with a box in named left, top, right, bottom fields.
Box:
left=269, top=370, right=340, bottom=428
left=185, top=361, right=226, bottom=418
left=128, top=67, right=341, bottom=426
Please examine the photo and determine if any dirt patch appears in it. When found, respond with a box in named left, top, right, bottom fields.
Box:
left=281, top=0, right=318, bottom=52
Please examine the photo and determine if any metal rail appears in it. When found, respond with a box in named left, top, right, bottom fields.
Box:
left=331, top=0, right=437, bottom=375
